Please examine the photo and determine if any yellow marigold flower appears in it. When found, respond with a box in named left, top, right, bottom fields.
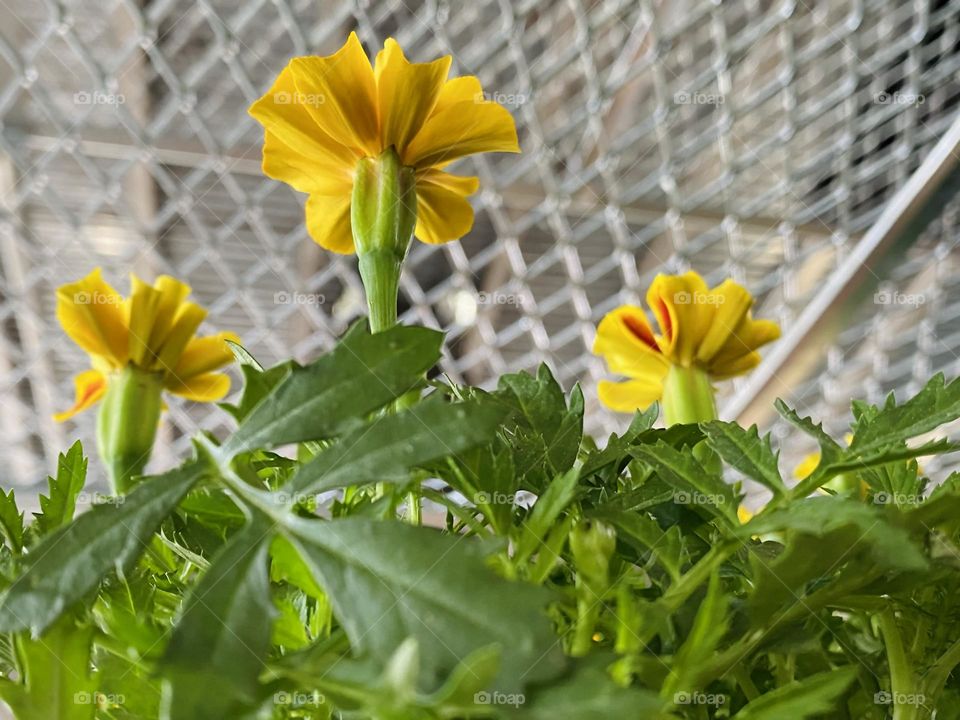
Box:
left=594, top=271, right=780, bottom=414
left=55, top=268, right=237, bottom=420
left=248, top=32, right=520, bottom=253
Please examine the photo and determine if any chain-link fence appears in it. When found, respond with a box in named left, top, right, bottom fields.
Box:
left=1, top=0, right=959, bottom=505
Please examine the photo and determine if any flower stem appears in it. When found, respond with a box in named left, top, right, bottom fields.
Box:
left=97, top=365, right=163, bottom=494
left=878, top=609, right=919, bottom=720
left=352, top=147, right=417, bottom=335
left=661, top=364, right=717, bottom=425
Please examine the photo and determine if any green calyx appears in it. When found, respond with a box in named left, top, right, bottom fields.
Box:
left=352, top=146, right=418, bottom=334
left=97, top=364, right=164, bottom=494
left=661, top=364, right=717, bottom=426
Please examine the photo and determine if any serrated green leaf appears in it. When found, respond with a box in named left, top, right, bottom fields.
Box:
left=221, top=362, right=292, bottom=423
left=632, top=441, right=738, bottom=526
left=593, top=508, right=681, bottom=580
left=0, top=488, right=24, bottom=555
left=0, top=614, right=95, bottom=720
left=731, top=668, right=856, bottom=719
left=33, top=441, right=86, bottom=537
left=224, top=323, right=442, bottom=455
left=512, top=662, right=665, bottom=719
left=0, top=462, right=203, bottom=634
left=850, top=374, right=960, bottom=455
left=744, top=497, right=927, bottom=621
left=286, top=396, right=508, bottom=495
left=285, top=516, right=566, bottom=694
left=514, top=468, right=579, bottom=564
left=161, top=518, right=275, bottom=720
left=701, top=421, right=785, bottom=497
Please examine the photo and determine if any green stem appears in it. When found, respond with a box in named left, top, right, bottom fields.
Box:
left=97, top=365, right=163, bottom=494
left=661, top=365, right=717, bottom=425
left=878, top=609, right=919, bottom=720
left=351, top=146, right=417, bottom=335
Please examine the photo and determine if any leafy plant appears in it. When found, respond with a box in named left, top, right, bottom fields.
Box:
left=1, top=322, right=960, bottom=719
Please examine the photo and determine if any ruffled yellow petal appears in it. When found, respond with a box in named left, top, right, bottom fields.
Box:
left=155, top=302, right=206, bottom=373
left=598, top=378, right=663, bottom=412
left=263, top=131, right=354, bottom=195
left=593, top=306, right=670, bottom=379
left=431, top=76, right=484, bottom=114
left=53, top=369, right=108, bottom=422
left=794, top=452, right=821, bottom=480
left=403, top=98, right=520, bottom=168
left=165, top=372, right=230, bottom=402
left=249, top=64, right=357, bottom=170
left=695, top=280, right=753, bottom=364
left=127, top=275, right=162, bottom=367
left=374, top=38, right=451, bottom=156
left=288, top=33, right=380, bottom=157
left=56, top=268, right=128, bottom=367
left=305, top=192, right=354, bottom=254
left=646, top=272, right=713, bottom=365
left=413, top=170, right=479, bottom=245
left=709, top=317, right=781, bottom=375
left=171, top=332, right=240, bottom=381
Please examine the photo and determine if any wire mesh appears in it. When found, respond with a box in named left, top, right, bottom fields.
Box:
left=0, top=0, right=959, bottom=504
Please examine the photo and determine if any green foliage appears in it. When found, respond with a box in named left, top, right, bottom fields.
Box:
left=2, top=324, right=960, bottom=719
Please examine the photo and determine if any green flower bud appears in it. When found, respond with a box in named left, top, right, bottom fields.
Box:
left=570, top=519, right=617, bottom=590
left=352, top=146, right=418, bottom=333
left=97, top=365, right=163, bottom=494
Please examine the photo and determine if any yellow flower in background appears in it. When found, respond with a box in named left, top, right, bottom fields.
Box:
left=248, top=32, right=520, bottom=253
left=594, top=271, right=780, bottom=414
left=55, top=268, right=237, bottom=420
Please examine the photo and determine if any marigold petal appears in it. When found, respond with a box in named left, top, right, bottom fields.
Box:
left=709, top=317, right=781, bottom=373
left=696, top=280, right=754, bottom=365
left=598, top=378, right=663, bottom=412
left=54, top=369, right=108, bottom=422
left=154, top=302, right=206, bottom=373
left=374, top=38, right=451, bottom=156
left=249, top=64, right=357, bottom=169
left=646, top=271, right=712, bottom=365
left=262, top=131, right=354, bottom=195
left=289, top=33, right=380, bottom=156
left=432, top=76, right=484, bottom=114
left=56, top=268, right=128, bottom=367
left=127, top=275, right=163, bottom=367
left=709, top=350, right=762, bottom=380
left=171, top=331, right=239, bottom=382
left=404, top=99, right=520, bottom=168
left=305, top=192, right=355, bottom=254
left=593, top=305, right=670, bottom=379
left=413, top=170, right=479, bottom=244
left=166, top=372, right=231, bottom=403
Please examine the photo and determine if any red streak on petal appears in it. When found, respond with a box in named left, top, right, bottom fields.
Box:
left=622, top=315, right=660, bottom=353
left=655, top=298, right=673, bottom=341
left=79, top=377, right=106, bottom=405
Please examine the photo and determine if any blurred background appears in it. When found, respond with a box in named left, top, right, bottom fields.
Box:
left=0, top=0, right=959, bottom=507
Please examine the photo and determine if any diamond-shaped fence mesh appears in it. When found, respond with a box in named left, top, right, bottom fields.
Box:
left=1, top=0, right=959, bottom=505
